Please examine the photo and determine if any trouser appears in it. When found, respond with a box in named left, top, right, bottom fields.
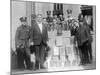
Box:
left=83, top=42, right=89, bottom=64
left=78, top=43, right=87, bottom=64
left=87, top=41, right=93, bottom=62
left=30, top=42, right=46, bottom=69
left=78, top=45, right=83, bottom=64
left=83, top=41, right=93, bottom=64
left=78, top=41, right=89, bottom=64
left=16, top=48, right=31, bottom=69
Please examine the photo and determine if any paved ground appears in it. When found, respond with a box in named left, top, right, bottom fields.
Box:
left=11, top=59, right=96, bottom=75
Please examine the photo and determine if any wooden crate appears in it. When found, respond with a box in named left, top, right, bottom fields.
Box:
left=53, top=46, right=60, bottom=56
left=55, top=36, right=63, bottom=46
left=59, top=47, right=65, bottom=56
left=60, top=55, right=66, bottom=62
left=62, top=30, right=71, bottom=38
left=63, top=37, right=71, bottom=46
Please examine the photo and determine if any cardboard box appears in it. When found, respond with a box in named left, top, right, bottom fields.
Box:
left=48, top=31, right=56, bottom=39
left=65, top=45, right=74, bottom=56
left=50, top=60, right=57, bottom=67
left=51, top=56, right=59, bottom=61
left=62, top=30, right=71, bottom=38
left=56, top=61, right=62, bottom=67
left=50, top=60, right=63, bottom=68
left=63, top=37, right=71, bottom=46
left=48, top=38, right=55, bottom=47
left=59, top=47, right=66, bottom=56
left=60, top=55, right=66, bottom=61
left=50, top=60, right=60, bottom=67
left=53, top=46, right=60, bottom=55
left=70, top=36, right=75, bottom=44
left=55, top=36, right=63, bottom=46
left=64, top=60, right=71, bottom=66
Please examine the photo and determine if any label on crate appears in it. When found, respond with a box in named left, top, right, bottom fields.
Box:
left=50, top=60, right=63, bottom=68
left=55, top=36, right=63, bottom=46
left=48, top=31, right=56, bottom=39
left=62, top=31, right=71, bottom=38
left=64, top=60, right=71, bottom=66
left=50, top=60, right=57, bottom=67
left=63, top=37, right=71, bottom=46
left=59, top=47, right=65, bottom=56
left=60, top=55, right=66, bottom=61
left=53, top=46, right=60, bottom=55
left=48, top=38, right=55, bottom=47
left=65, top=45, right=74, bottom=55
left=56, top=61, right=62, bottom=67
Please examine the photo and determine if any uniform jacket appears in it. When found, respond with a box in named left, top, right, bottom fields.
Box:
left=30, top=22, right=48, bottom=45
left=15, top=25, right=31, bottom=48
left=76, top=24, right=91, bottom=46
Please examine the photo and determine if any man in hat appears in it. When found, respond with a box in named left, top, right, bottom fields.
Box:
left=76, top=13, right=91, bottom=65
left=30, top=14, right=48, bottom=70
left=64, top=9, right=74, bottom=30
left=15, top=17, right=31, bottom=70
left=31, top=14, right=36, bottom=27
left=84, top=15, right=93, bottom=63
left=46, top=11, right=53, bottom=23
left=46, top=11, right=53, bottom=31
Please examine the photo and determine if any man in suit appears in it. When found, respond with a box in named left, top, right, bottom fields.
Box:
left=46, top=11, right=53, bottom=23
left=15, top=17, right=31, bottom=70
left=84, top=16, right=93, bottom=63
left=46, top=11, right=53, bottom=31
left=30, top=14, right=48, bottom=70
left=76, top=14, right=91, bottom=65
left=64, top=9, right=74, bottom=30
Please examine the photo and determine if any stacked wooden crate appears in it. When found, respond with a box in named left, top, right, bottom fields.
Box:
left=46, top=30, right=77, bottom=69
left=63, top=31, right=78, bottom=66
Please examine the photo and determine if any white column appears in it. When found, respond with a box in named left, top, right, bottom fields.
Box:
left=35, top=2, right=43, bottom=15
left=31, top=2, right=35, bottom=15
left=26, top=2, right=32, bottom=26
left=92, top=6, right=96, bottom=60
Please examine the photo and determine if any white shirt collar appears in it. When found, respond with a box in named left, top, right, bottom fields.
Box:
left=37, top=22, right=42, bottom=33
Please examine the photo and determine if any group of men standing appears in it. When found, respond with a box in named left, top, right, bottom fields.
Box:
left=15, top=10, right=93, bottom=71
left=45, top=10, right=93, bottom=66
left=76, top=14, right=93, bottom=65
left=15, top=14, right=48, bottom=70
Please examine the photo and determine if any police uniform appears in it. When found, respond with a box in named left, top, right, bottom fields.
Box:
left=46, top=11, right=53, bottom=23
left=64, top=9, right=74, bottom=30
left=46, top=11, right=53, bottom=31
left=15, top=17, right=31, bottom=70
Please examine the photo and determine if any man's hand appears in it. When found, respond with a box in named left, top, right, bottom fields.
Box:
left=30, top=42, right=34, bottom=46
left=16, top=45, right=19, bottom=48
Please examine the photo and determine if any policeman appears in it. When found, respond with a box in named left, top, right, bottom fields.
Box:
left=46, top=11, right=53, bottom=23
left=64, top=9, right=74, bottom=30
left=46, top=11, right=53, bottom=31
left=76, top=14, right=91, bottom=65
left=15, top=17, right=31, bottom=70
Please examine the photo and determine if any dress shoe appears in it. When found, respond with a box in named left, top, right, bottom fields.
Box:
left=40, top=66, right=46, bottom=69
